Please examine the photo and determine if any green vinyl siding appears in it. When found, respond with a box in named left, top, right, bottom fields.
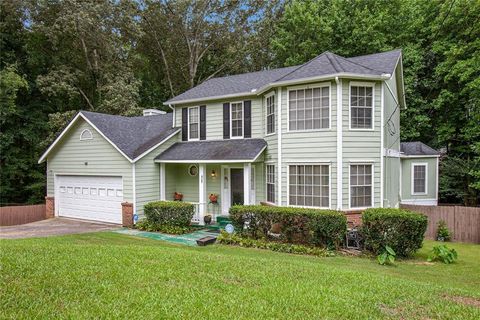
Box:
left=384, top=156, right=400, bottom=208
left=342, top=80, right=382, bottom=209
left=174, top=96, right=263, bottom=140
left=401, top=157, right=438, bottom=201
left=134, top=132, right=179, bottom=216
left=46, top=119, right=133, bottom=203
left=280, top=81, right=338, bottom=209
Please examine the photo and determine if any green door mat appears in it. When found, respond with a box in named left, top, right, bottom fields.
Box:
left=114, top=228, right=219, bottom=246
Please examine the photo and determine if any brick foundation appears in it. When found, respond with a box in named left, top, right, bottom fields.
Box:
left=45, top=196, right=55, bottom=219
left=121, top=202, right=133, bottom=227
left=345, top=211, right=362, bottom=227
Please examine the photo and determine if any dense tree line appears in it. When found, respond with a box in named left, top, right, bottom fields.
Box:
left=1, top=0, right=478, bottom=205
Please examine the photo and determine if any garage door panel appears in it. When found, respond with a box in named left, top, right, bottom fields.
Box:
left=57, top=175, right=123, bottom=224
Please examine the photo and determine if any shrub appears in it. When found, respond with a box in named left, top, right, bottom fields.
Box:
left=135, top=219, right=192, bottom=234
left=217, top=231, right=333, bottom=257
left=144, top=201, right=194, bottom=227
left=436, top=220, right=452, bottom=241
left=229, top=205, right=347, bottom=248
left=428, top=245, right=458, bottom=264
left=362, top=208, right=427, bottom=257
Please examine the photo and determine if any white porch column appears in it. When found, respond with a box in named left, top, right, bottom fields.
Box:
left=199, top=163, right=206, bottom=224
left=160, top=163, right=166, bottom=201
left=243, top=163, right=251, bottom=205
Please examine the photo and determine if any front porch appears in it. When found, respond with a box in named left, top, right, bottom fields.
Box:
left=158, top=162, right=262, bottom=225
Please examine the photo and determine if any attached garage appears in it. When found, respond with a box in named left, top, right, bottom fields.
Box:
left=57, top=175, right=123, bottom=224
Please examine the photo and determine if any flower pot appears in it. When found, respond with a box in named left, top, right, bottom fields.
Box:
left=204, top=215, right=212, bottom=225
left=174, top=192, right=183, bottom=201
left=209, top=194, right=218, bottom=204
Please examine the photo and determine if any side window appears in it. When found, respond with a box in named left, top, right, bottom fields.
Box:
left=188, top=106, right=199, bottom=140
left=266, top=164, right=275, bottom=204
left=350, top=84, right=374, bottom=129
left=412, top=164, right=427, bottom=194
left=265, top=94, right=275, bottom=134
left=350, top=164, right=373, bottom=208
left=230, top=102, right=244, bottom=138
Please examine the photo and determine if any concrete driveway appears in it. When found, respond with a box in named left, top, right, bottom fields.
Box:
left=0, top=218, right=119, bottom=239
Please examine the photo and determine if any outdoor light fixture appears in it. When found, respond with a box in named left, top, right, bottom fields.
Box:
left=211, top=169, right=216, bottom=177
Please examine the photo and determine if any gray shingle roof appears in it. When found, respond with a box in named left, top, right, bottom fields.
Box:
left=155, top=139, right=267, bottom=162
left=400, top=142, right=440, bottom=156
left=81, top=111, right=179, bottom=160
left=165, top=49, right=402, bottom=104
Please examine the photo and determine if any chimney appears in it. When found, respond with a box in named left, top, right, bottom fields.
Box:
left=143, top=109, right=166, bottom=116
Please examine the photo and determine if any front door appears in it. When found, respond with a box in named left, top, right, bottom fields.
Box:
left=230, top=168, right=244, bottom=205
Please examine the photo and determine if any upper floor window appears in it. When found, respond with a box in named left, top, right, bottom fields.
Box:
left=188, top=106, right=199, bottom=140
left=412, top=163, right=427, bottom=194
left=230, top=102, right=243, bottom=138
left=350, top=84, right=374, bottom=129
left=288, top=86, right=330, bottom=131
left=265, top=94, right=275, bottom=135
left=80, top=129, right=93, bottom=141
left=350, top=164, right=373, bottom=208
left=288, top=164, right=329, bottom=208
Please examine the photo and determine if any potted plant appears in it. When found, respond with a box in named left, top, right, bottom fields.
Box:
left=174, top=192, right=183, bottom=201
left=204, top=214, right=212, bottom=225
left=209, top=193, right=218, bottom=204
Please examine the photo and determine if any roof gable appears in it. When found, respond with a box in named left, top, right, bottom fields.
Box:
left=400, top=142, right=440, bottom=156
left=39, top=111, right=180, bottom=163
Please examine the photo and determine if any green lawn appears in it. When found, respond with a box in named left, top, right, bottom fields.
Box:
left=1, top=233, right=479, bottom=319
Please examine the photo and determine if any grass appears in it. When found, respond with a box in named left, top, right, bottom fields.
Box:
left=1, top=233, right=479, bottom=319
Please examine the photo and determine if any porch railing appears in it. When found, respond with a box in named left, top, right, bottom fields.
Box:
left=188, top=202, right=219, bottom=224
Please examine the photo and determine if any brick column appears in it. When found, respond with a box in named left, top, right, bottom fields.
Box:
left=45, top=196, right=55, bottom=219
left=121, top=202, right=133, bottom=227
left=345, top=212, right=363, bottom=227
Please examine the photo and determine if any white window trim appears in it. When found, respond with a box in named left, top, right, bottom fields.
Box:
left=79, top=129, right=93, bottom=141
left=286, top=82, right=332, bottom=133
left=265, top=92, right=276, bottom=136
left=265, top=163, right=276, bottom=205
left=230, top=101, right=244, bottom=139
left=348, top=162, right=375, bottom=210
left=349, top=81, right=375, bottom=131
left=187, top=106, right=200, bottom=141
left=286, top=163, right=331, bottom=209
left=411, top=162, right=428, bottom=195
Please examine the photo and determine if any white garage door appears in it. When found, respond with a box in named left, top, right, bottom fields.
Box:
left=57, top=175, right=123, bottom=224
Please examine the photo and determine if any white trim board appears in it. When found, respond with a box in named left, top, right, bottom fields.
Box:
left=411, top=162, right=428, bottom=196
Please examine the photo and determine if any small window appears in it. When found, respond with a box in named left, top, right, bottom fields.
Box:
left=230, top=102, right=243, bottom=138
left=116, top=189, right=123, bottom=197
left=188, top=164, right=198, bottom=177
left=350, top=84, right=374, bottom=129
left=265, top=94, right=275, bottom=134
left=80, top=129, right=93, bottom=140
left=82, top=187, right=89, bottom=195
left=350, top=164, right=373, bottom=208
left=98, top=188, right=106, bottom=196
left=60, top=186, right=66, bottom=193
left=67, top=187, right=73, bottom=194
left=107, top=189, right=115, bottom=197
left=74, top=187, right=81, bottom=195
left=188, top=107, right=199, bottom=140
left=412, top=164, right=427, bottom=194
left=266, top=165, right=275, bottom=204
left=90, top=188, right=97, bottom=195
left=289, top=164, right=329, bottom=207
left=289, top=86, right=329, bottom=131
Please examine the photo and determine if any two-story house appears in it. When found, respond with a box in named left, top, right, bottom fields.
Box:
left=39, top=49, right=440, bottom=224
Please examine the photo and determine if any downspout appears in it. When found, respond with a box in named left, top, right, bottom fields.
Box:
left=277, top=87, right=282, bottom=205
left=335, top=77, right=342, bottom=210
left=380, top=82, right=385, bottom=207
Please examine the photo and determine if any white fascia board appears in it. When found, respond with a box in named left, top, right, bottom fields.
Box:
left=252, top=145, right=267, bottom=162
left=163, top=91, right=255, bottom=106
left=132, top=129, right=181, bottom=163
left=400, top=155, right=441, bottom=159
left=38, top=112, right=134, bottom=164
left=154, top=159, right=259, bottom=164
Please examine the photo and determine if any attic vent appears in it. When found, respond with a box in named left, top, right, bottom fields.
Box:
left=80, top=129, right=93, bottom=141
left=143, top=109, right=166, bottom=116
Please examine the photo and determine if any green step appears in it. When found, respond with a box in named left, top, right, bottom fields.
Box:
left=216, top=216, right=232, bottom=224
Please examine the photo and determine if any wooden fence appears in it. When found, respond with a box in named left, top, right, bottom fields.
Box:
left=401, top=204, right=480, bottom=244
left=0, top=204, right=46, bottom=226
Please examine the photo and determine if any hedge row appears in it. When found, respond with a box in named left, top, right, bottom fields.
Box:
left=362, top=208, right=428, bottom=257
left=229, top=205, right=347, bottom=248
left=144, top=201, right=194, bottom=227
